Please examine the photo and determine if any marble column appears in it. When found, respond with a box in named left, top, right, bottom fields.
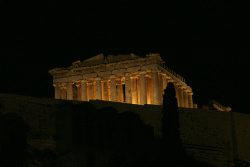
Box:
left=102, top=80, right=109, bottom=101
left=117, top=79, right=123, bottom=102
left=152, top=71, right=160, bottom=105
left=75, top=82, right=82, bottom=101
left=178, top=87, right=184, bottom=107
left=72, top=83, right=79, bottom=100
left=61, top=89, right=67, bottom=99
left=146, top=76, right=152, bottom=104
left=139, top=73, right=147, bottom=105
left=66, top=82, right=73, bottom=100
left=158, top=74, right=164, bottom=104
left=95, top=78, right=102, bottom=100
left=60, top=83, right=67, bottom=99
left=176, top=86, right=180, bottom=107
left=125, top=75, right=132, bottom=103
left=81, top=80, right=87, bottom=101
left=188, top=92, right=193, bottom=108
left=87, top=82, right=94, bottom=100
left=131, top=77, right=138, bottom=104
left=163, top=76, right=169, bottom=91
left=93, top=81, right=96, bottom=99
left=53, top=83, right=60, bottom=99
left=110, top=77, right=116, bottom=101
left=136, top=76, right=140, bottom=103
left=108, top=81, right=111, bottom=101
left=183, top=90, right=189, bottom=108
left=174, top=83, right=180, bottom=107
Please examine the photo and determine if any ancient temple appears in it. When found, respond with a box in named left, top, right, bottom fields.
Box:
left=49, top=53, right=194, bottom=108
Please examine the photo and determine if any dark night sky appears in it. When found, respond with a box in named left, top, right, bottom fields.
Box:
left=0, top=0, right=249, bottom=113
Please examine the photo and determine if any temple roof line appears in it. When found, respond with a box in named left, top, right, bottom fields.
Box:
left=49, top=53, right=189, bottom=90
left=71, top=53, right=142, bottom=68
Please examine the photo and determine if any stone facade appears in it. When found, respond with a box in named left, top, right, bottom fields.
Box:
left=49, top=53, right=193, bottom=107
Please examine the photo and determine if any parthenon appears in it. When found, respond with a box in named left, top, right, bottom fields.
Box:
left=49, top=53, right=194, bottom=108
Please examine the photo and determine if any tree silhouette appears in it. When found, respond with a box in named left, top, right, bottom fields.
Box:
left=160, top=83, right=213, bottom=167
left=161, top=82, right=184, bottom=165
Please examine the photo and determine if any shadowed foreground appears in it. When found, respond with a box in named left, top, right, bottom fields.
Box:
left=0, top=83, right=250, bottom=166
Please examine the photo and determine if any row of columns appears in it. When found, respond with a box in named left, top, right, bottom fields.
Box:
left=53, top=72, right=194, bottom=108
left=176, top=86, right=193, bottom=108
left=54, top=78, right=126, bottom=102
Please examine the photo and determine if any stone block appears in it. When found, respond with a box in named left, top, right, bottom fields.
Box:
left=141, top=64, right=155, bottom=71
left=84, top=73, right=97, bottom=78
left=98, top=71, right=111, bottom=77
left=68, top=75, right=83, bottom=81
left=112, top=69, right=126, bottom=75
left=54, top=77, right=68, bottom=83
left=106, top=64, right=115, bottom=71
left=127, top=66, right=141, bottom=73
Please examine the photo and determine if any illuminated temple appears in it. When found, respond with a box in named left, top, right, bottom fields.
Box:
left=49, top=53, right=194, bottom=108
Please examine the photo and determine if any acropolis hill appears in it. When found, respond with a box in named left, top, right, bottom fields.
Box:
left=49, top=53, right=194, bottom=107
left=0, top=54, right=247, bottom=167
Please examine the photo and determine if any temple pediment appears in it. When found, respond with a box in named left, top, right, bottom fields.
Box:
left=106, top=54, right=141, bottom=63
left=83, top=54, right=105, bottom=63
left=79, top=54, right=105, bottom=66
left=79, top=53, right=141, bottom=66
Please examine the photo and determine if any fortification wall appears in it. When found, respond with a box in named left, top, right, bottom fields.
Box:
left=233, top=112, right=250, bottom=163
left=179, top=110, right=232, bottom=167
left=1, top=94, right=250, bottom=166
left=0, top=94, right=59, bottom=149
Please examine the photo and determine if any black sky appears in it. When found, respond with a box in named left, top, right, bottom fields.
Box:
left=0, top=0, right=249, bottom=113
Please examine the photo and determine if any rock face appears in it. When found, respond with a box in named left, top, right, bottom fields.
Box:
left=1, top=93, right=250, bottom=167
left=49, top=53, right=194, bottom=107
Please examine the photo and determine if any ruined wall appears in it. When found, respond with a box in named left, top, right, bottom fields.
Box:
left=233, top=112, right=250, bottom=163
left=0, top=94, right=59, bottom=149
left=178, top=109, right=233, bottom=167
left=1, top=93, right=250, bottom=167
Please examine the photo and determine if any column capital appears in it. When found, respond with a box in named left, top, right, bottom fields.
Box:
left=131, top=73, right=140, bottom=78
left=74, top=81, right=82, bottom=87
left=110, top=75, right=116, bottom=79
left=116, top=78, right=123, bottom=84
left=179, top=85, right=186, bottom=90
left=183, top=88, right=190, bottom=93
left=139, top=71, right=147, bottom=75
left=66, top=81, right=74, bottom=85
left=175, top=82, right=182, bottom=87
left=53, top=83, right=60, bottom=87
left=80, top=80, right=88, bottom=84
left=67, top=79, right=74, bottom=82
left=130, top=75, right=136, bottom=79
left=101, top=77, right=109, bottom=81
left=163, top=74, right=171, bottom=79
left=58, top=83, right=67, bottom=89
left=95, top=77, right=101, bottom=80
left=168, top=78, right=174, bottom=82
left=161, top=73, right=167, bottom=77
left=125, top=73, right=131, bottom=77
left=186, top=87, right=193, bottom=93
